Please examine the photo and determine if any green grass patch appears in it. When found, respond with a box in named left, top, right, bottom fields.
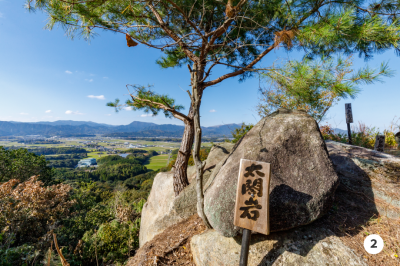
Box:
left=86, top=151, right=106, bottom=158
left=145, top=155, right=169, bottom=171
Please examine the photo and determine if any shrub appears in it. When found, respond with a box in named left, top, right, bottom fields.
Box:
left=0, top=176, right=76, bottom=247
left=81, top=219, right=140, bottom=264
left=319, top=124, right=347, bottom=143
left=140, top=179, right=153, bottom=191
left=320, top=122, right=400, bottom=151
left=0, top=244, right=38, bottom=266
left=77, top=194, right=144, bottom=264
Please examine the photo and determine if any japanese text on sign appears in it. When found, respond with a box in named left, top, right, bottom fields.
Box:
left=234, top=159, right=271, bottom=235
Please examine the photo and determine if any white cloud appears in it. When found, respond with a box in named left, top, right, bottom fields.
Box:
left=65, top=110, right=84, bottom=115
left=103, top=77, right=109, bottom=79
left=85, top=79, right=94, bottom=82
left=140, top=114, right=152, bottom=117
left=0, top=12, right=3, bottom=19
left=65, top=70, right=72, bottom=74
left=105, top=114, right=111, bottom=116
left=20, top=112, right=29, bottom=115
left=209, top=109, right=216, bottom=113
left=87, top=95, right=105, bottom=100
left=45, top=110, right=52, bottom=113
left=124, top=107, right=133, bottom=111
left=90, top=74, right=95, bottom=76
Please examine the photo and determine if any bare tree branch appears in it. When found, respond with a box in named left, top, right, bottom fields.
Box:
left=147, top=2, right=199, bottom=63
left=204, top=43, right=277, bottom=87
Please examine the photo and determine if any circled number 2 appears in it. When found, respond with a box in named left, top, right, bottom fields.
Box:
left=364, top=234, right=383, bottom=254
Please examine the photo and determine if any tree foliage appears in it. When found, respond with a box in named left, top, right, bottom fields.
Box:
left=27, top=0, right=400, bottom=76
left=107, top=85, right=186, bottom=120
left=257, top=56, right=393, bottom=122
left=229, top=122, right=254, bottom=143
left=26, top=147, right=87, bottom=155
left=0, top=147, right=53, bottom=184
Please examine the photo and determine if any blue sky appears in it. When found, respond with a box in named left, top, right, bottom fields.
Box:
left=1, top=1, right=399, bottom=131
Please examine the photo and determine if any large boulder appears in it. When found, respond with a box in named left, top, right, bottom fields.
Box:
left=191, top=228, right=367, bottom=266
left=204, top=109, right=339, bottom=237
left=139, top=142, right=234, bottom=247
left=173, top=142, right=235, bottom=219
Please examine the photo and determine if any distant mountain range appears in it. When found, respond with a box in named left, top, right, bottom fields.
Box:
left=333, top=128, right=348, bottom=135
left=0, top=120, right=241, bottom=138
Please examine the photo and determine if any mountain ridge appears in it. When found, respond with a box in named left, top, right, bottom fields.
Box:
left=0, top=120, right=241, bottom=137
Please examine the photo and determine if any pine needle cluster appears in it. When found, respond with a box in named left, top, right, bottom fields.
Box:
left=258, top=55, right=394, bottom=122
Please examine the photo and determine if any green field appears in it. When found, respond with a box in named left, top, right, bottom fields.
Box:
left=145, top=155, right=169, bottom=171
left=86, top=151, right=107, bottom=158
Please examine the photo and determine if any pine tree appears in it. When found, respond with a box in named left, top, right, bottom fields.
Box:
left=28, top=0, right=400, bottom=227
left=258, top=55, right=394, bottom=122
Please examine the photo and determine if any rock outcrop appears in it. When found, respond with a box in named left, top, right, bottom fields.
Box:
left=204, top=109, right=339, bottom=237
left=327, top=140, right=400, bottom=219
left=172, top=143, right=235, bottom=219
left=139, top=142, right=234, bottom=247
left=139, top=172, right=181, bottom=247
left=191, top=228, right=368, bottom=266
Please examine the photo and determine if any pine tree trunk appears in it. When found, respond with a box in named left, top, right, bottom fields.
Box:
left=173, top=107, right=194, bottom=196
left=191, top=64, right=212, bottom=228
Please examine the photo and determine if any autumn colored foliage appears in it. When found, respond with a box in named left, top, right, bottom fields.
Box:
left=0, top=176, right=75, bottom=246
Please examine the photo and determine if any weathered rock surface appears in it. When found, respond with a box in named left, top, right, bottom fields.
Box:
left=204, top=109, right=339, bottom=237
left=191, top=228, right=368, bottom=266
left=139, top=143, right=234, bottom=247
left=173, top=142, right=235, bottom=219
left=326, top=140, right=400, bottom=219
left=139, top=172, right=181, bottom=247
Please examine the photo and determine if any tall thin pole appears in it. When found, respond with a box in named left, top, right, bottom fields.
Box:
left=239, top=229, right=252, bottom=266
left=347, top=122, right=352, bottom=145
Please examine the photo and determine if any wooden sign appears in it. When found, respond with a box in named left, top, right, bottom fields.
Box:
left=234, top=159, right=271, bottom=235
left=345, top=103, right=353, bottom=124
left=374, top=135, right=385, bottom=152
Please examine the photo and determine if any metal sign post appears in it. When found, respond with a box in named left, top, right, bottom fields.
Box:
left=239, top=229, right=251, bottom=266
left=234, top=159, right=271, bottom=266
left=345, top=103, right=353, bottom=145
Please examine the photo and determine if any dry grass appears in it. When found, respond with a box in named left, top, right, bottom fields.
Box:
left=127, top=215, right=206, bottom=266
left=340, top=216, right=400, bottom=265
left=313, top=182, right=400, bottom=265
